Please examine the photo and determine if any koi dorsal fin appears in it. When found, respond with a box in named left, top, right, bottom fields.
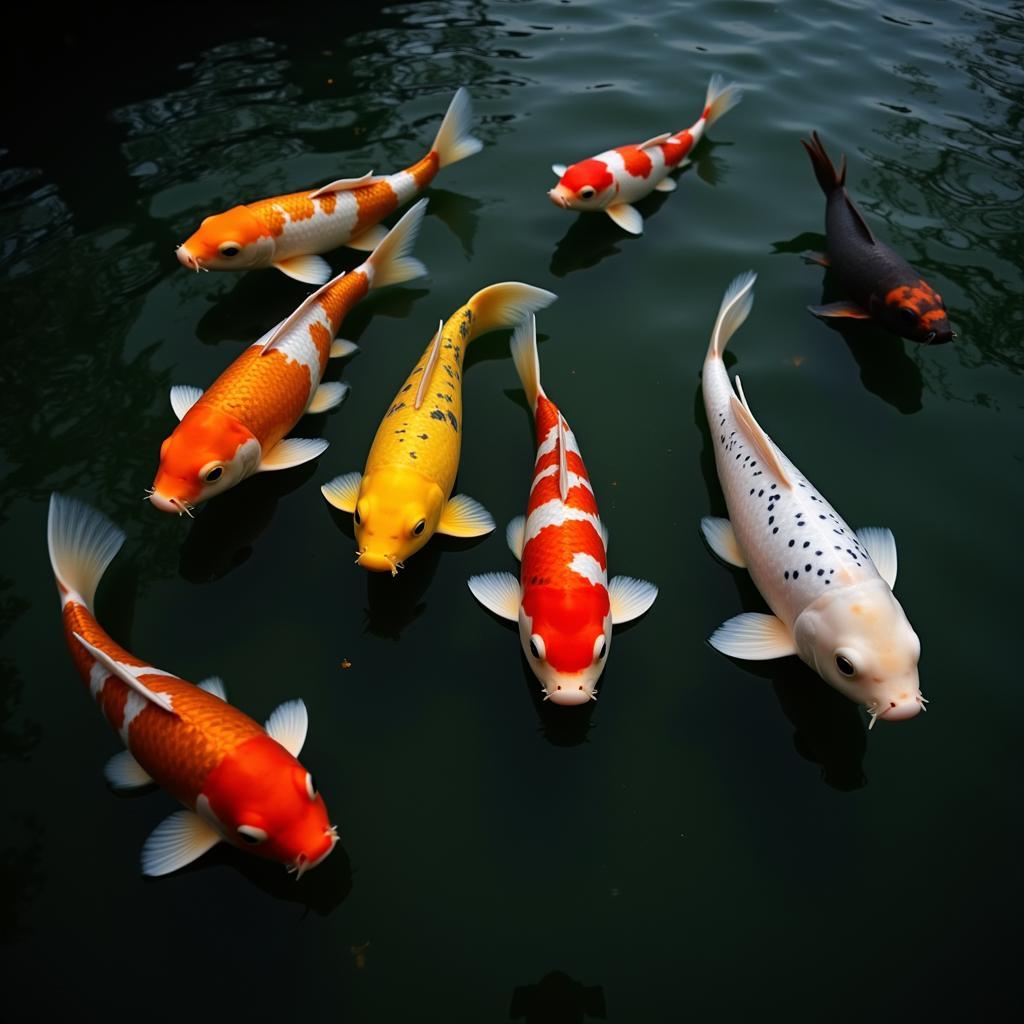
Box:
left=637, top=131, right=672, bottom=150
left=414, top=320, right=444, bottom=410
left=729, top=381, right=792, bottom=490
left=557, top=415, right=570, bottom=501
left=308, top=171, right=380, bottom=198
left=73, top=634, right=178, bottom=714
left=843, top=192, right=877, bottom=246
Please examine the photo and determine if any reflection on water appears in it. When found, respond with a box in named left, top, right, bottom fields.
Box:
left=363, top=539, right=443, bottom=640
left=525, top=663, right=597, bottom=748
left=509, top=970, right=607, bottom=1024
left=179, top=463, right=317, bottom=584
left=0, top=577, right=39, bottom=763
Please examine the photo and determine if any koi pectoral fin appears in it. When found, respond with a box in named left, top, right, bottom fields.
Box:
left=808, top=300, right=871, bottom=319
left=141, top=810, right=221, bottom=877
left=506, top=515, right=526, bottom=560
left=273, top=254, right=332, bottom=285
left=170, top=385, right=203, bottom=421
left=605, top=203, right=643, bottom=235
left=856, top=526, right=898, bottom=589
left=104, top=750, right=154, bottom=792
left=709, top=613, right=797, bottom=661
left=608, top=576, right=658, bottom=625
left=306, top=382, right=350, bottom=415
left=321, top=472, right=361, bottom=513
left=258, top=438, right=329, bottom=472
left=654, top=177, right=677, bottom=193
left=803, top=251, right=830, bottom=267
left=700, top=517, right=747, bottom=569
left=438, top=495, right=495, bottom=538
left=467, top=572, right=520, bottom=622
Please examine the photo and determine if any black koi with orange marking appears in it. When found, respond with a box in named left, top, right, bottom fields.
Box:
left=801, top=131, right=952, bottom=345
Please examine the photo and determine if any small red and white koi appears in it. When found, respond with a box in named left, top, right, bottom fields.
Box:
left=151, top=199, right=427, bottom=516
left=177, top=89, right=480, bottom=284
left=467, top=317, right=657, bottom=705
left=547, top=75, right=742, bottom=235
left=47, top=494, right=338, bottom=876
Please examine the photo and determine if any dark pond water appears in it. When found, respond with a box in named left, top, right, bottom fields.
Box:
left=2, top=2, right=1021, bottom=1020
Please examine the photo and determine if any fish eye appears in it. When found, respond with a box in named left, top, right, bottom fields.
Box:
left=835, top=654, right=856, bottom=677
left=528, top=635, right=546, bottom=661
left=413, top=519, right=426, bottom=536
left=579, top=186, right=596, bottom=200
left=237, top=825, right=267, bottom=845
left=305, top=772, right=317, bottom=800
left=594, top=635, right=607, bottom=660
left=354, top=508, right=362, bottom=525
left=218, top=242, right=241, bottom=257
left=898, top=306, right=917, bottom=323
left=203, top=465, right=223, bottom=483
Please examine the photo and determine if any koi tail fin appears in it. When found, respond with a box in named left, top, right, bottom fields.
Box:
left=702, top=74, right=743, bottom=130
left=47, top=494, right=125, bottom=611
left=510, top=315, right=546, bottom=412
left=465, top=282, right=557, bottom=343
left=708, top=271, right=757, bottom=361
left=801, top=131, right=846, bottom=195
left=431, top=87, right=483, bottom=169
left=365, top=198, right=428, bottom=289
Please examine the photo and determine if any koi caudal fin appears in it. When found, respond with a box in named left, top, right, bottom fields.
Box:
left=431, top=87, right=483, bottom=169
left=365, top=198, right=429, bottom=289
left=708, top=271, right=757, bottom=361
left=47, top=494, right=124, bottom=611
left=702, top=74, right=743, bottom=130
left=465, top=282, right=557, bottom=342
left=510, top=315, right=546, bottom=412
left=801, top=130, right=847, bottom=196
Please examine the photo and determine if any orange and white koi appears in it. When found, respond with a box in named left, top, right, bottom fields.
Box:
left=47, top=494, right=337, bottom=876
left=321, top=284, right=557, bottom=574
left=177, top=89, right=480, bottom=284
left=548, top=75, right=742, bottom=235
left=150, top=199, right=427, bottom=516
left=467, top=317, right=657, bottom=705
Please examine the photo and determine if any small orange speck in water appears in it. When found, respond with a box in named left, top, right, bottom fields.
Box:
left=327, top=78, right=334, bottom=85
left=351, top=941, right=370, bottom=969
left=341, top=659, right=352, bottom=669
left=792, top=356, right=806, bottom=367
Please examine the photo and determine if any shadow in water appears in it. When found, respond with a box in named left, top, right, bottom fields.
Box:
left=772, top=232, right=926, bottom=414
left=163, top=838, right=353, bottom=916
left=363, top=539, right=443, bottom=640
left=509, top=970, right=607, bottom=1023
left=523, top=653, right=597, bottom=748
left=178, top=462, right=317, bottom=584
left=425, top=186, right=483, bottom=260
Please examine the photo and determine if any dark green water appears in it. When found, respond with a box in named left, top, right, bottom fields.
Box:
left=2, top=2, right=1021, bottom=1020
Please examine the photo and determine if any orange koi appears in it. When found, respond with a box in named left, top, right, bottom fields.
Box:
left=467, top=317, right=657, bottom=704
left=150, top=199, right=428, bottom=516
left=177, top=89, right=480, bottom=284
left=47, top=494, right=337, bottom=876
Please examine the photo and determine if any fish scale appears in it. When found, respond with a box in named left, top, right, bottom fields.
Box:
left=367, top=305, right=471, bottom=494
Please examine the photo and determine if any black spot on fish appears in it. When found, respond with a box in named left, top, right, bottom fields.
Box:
left=758, top=490, right=764, bottom=497
left=816, top=550, right=822, bottom=556
left=793, top=571, right=800, bottom=579
left=418, top=433, right=428, bottom=440
left=784, top=571, right=789, bottom=579
left=401, top=384, right=412, bottom=393
left=769, top=516, right=775, bottom=525
left=803, top=541, right=810, bottom=548
left=817, top=569, right=824, bottom=576
left=409, top=451, right=417, bottom=459
left=788, top=540, right=795, bottom=547
left=447, top=411, right=459, bottom=432
left=805, top=564, right=812, bottom=572
left=772, top=527, right=779, bottom=534
left=430, top=409, right=446, bottom=421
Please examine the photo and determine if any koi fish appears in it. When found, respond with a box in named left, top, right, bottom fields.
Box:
left=150, top=199, right=428, bottom=516
left=699, top=273, right=925, bottom=726
left=547, top=74, right=742, bottom=235
left=466, top=317, right=657, bottom=705
left=321, top=283, right=557, bottom=574
left=801, top=131, right=953, bottom=344
left=176, top=89, right=480, bottom=284
left=47, top=494, right=337, bottom=876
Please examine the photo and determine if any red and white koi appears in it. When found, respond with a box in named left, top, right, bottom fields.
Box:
left=548, top=75, right=742, bottom=235
left=47, top=494, right=337, bottom=876
left=150, top=199, right=427, bottom=516
left=177, top=89, right=480, bottom=284
left=467, top=317, right=657, bottom=705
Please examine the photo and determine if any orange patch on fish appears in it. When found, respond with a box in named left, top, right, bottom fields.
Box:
left=616, top=145, right=653, bottom=178
left=317, top=193, right=337, bottom=216
left=411, top=151, right=441, bottom=189
left=317, top=269, right=370, bottom=329
left=354, top=180, right=400, bottom=235
left=251, top=200, right=287, bottom=238
left=660, top=132, right=693, bottom=166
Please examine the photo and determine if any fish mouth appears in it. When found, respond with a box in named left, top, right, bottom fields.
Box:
left=287, top=827, right=339, bottom=880
left=148, top=491, right=195, bottom=518
left=542, top=682, right=597, bottom=706
left=866, top=694, right=928, bottom=729
left=355, top=549, right=403, bottom=576
left=547, top=187, right=570, bottom=209
left=175, top=245, right=204, bottom=273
